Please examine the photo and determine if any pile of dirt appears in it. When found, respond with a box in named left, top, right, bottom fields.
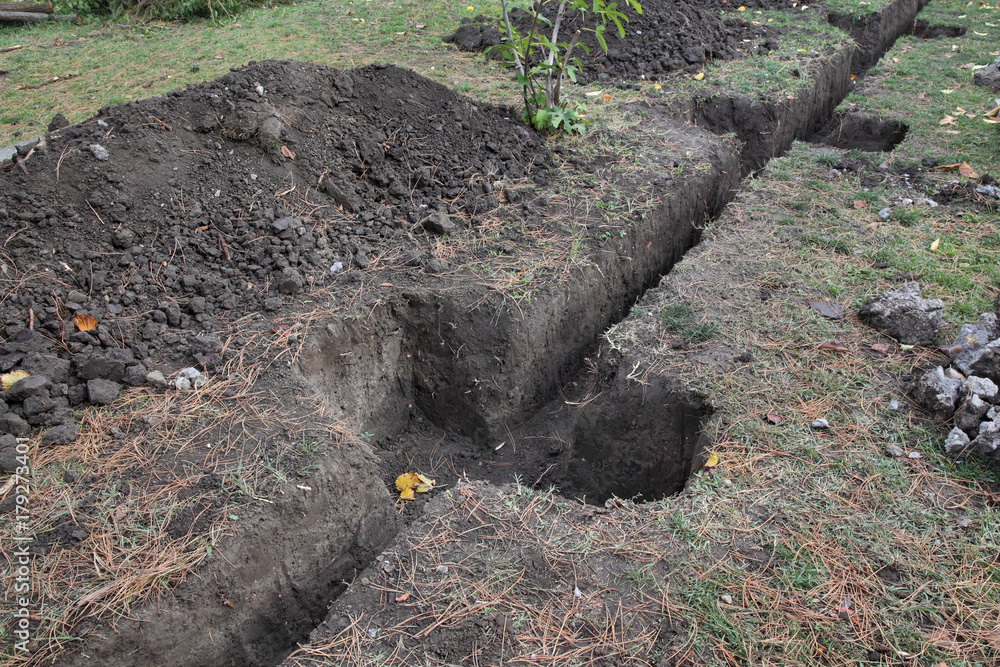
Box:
left=444, top=0, right=784, bottom=80
left=0, top=60, right=553, bottom=434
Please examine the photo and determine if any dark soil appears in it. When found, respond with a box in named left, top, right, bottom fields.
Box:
left=444, top=0, right=784, bottom=81
left=908, top=19, right=967, bottom=38
left=0, top=59, right=552, bottom=431
left=809, top=112, right=908, bottom=151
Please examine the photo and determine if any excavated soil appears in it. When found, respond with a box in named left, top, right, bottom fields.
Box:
left=444, top=0, right=786, bottom=80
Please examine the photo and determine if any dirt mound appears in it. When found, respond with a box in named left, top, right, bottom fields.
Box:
left=444, top=0, right=783, bottom=80
left=0, top=60, right=552, bottom=430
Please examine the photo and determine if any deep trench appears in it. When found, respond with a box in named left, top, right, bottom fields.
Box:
left=50, top=2, right=928, bottom=666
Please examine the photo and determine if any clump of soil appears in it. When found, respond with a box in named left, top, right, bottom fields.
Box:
left=444, top=0, right=783, bottom=81
left=0, top=60, right=552, bottom=424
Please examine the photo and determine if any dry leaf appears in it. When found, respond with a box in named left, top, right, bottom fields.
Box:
left=930, top=238, right=940, bottom=252
left=766, top=412, right=784, bottom=424
left=395, top=471, right=436, bottom=500
left=72, top=312, right=97, bottom=332
left=280, top=145, right=296, bottom=160
left=917, top=92, right=926, bottom=99
left=1, top=370, right=30, bottom=391
left=941, top=89, right=955, bottom=94
left=818, top=341, right=849, bottom=352
left=871, top=343, right=894, bottom=353
left=853, top=200, right=867, bottom=209
left=395, top=592, right=411, bottom=603
left=958, top=161, right=979, bottom=178
left=601, top=93, right=611, bottom=103
left=938, top=129, right=961, bottom=134
left=704, top=452, right=720, bottom=468
left=939, top=115, right=957, bottom=125
left=693, top=72, right=705, bottom=80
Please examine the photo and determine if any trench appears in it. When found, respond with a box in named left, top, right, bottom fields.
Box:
left=49, top=1, right=926, bottom=665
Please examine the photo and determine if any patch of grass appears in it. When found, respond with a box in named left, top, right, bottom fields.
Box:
left=659, top=302, right=720, bottom=343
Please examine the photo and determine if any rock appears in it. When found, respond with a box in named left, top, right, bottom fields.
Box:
left=7, top=374, right=51, bottom=402
left=258, top=114, right=283, bottom=145
left=962, top=376, right=999, bottom=402
left=878, top=207, right=892, bottom=220
left=425, top=258, right=450, bottom=274
left=971, top=419, right=1000, bottom=459
left=87, top=379, right=121, bottom=405
left=276, top=268, right=304, bottom=295
left=954, top=394, right=990, bottom=433
left=943, top=427, right=971, bottom=458
left=264, top=296, right=283, bottom=311
left=0, top=445, right=17, bottom=472
left=89, top=144, right=110, bottom=161
left=964, top=340, right=1000, bottom=384
left=189, top=333, right=223, bottom=355
left=41, top=423, right=79, bottom=446
left=912, top=366, right=963, bottom=419
left=173, top=367, right=207, bottom=391
left=77, top=348, right=134, bottom=381
left=404, top=249, right=425, bottom=267
left=272, top=216, right=292, bottom=232
left=946, top=316, right=999, bottom=376
left=146, top=370, right=168, bottom=388
left=123, top=364, right=148, bottom=386
left=810, top=418, right=830, bottom=430
left=858, top=282, right=943, bottom=345
left=422, top=211, right=456, bottom=235
left=808, top=300, right=845, bottom=320
left=973, top=56, right=1000, bottom=88
left=885, top=444, right=905, bottom=457
left=47, top=113, right=70, bottom=132
left=22, top=394, right=65, bottom=417
left=0, top=413, right=30, bottom=436
left=907, top=451, right=922, bottom=459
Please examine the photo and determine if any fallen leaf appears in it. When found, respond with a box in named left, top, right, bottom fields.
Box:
left=395, top=471, right=436, bottom=500
left=1, top=370, right=30, bottom=391
left=693, top=72, right=705, bottom=80
left=601, top=93, right=611, bottom=103
left=900, top=344, right=915, bottom=351
left=704, top=452, right=720, bottom=468
left=395, top=592, right=411, bottom=603
left=853, top=200, right=867, bottom=209
left=930, top=238, right=940, bottom=252
left=766, top=412, right=785, bottom=424
left=941, top=89, right=955, bottom=94
left=280, top=145, right=296, bottom=160
left=818, top=341, right=849, bottom=352
left=72, top=312, right=97, bottom=332
left=938, top=129, right=962, bottom=134
left=939, top=115, right=957, bottom=125
left=871, top=343, right=894, bottom=353
left=917, top=92, right=926, bottom=99
left=958, top=161, right=980, bottom=178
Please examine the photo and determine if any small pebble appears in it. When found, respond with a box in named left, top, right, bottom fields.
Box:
left=721, top=594, right=734, bottom=604
left=885, top=444, right=904, bottom=457
left=435, top=564, right=449, bottom=574
left=907, top=451, right=922, bottom=459
left=888, top=399, right=900, bottom=411
left=810, top=418, right=830, bottom=430
left=877, top=207, right=891, bottom=220
left=957, top=517, right=972, bottom=527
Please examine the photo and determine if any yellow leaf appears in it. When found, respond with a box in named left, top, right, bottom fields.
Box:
left=930, top=238, right=940, bottom=252
left=704, top=452, right=720, bottom=468
left=939, top=115, right=957, bottom=125
left=396, top=472, right=435, bottom=500
left=900, top=344, right=915, bottom=351
left=653, top=83, right=661, bottom=90
left=1, top=370, right=30, bottom=391
left=693, top=72, right=705, bottom=81
left=72, top=312, right=97, bottom=332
